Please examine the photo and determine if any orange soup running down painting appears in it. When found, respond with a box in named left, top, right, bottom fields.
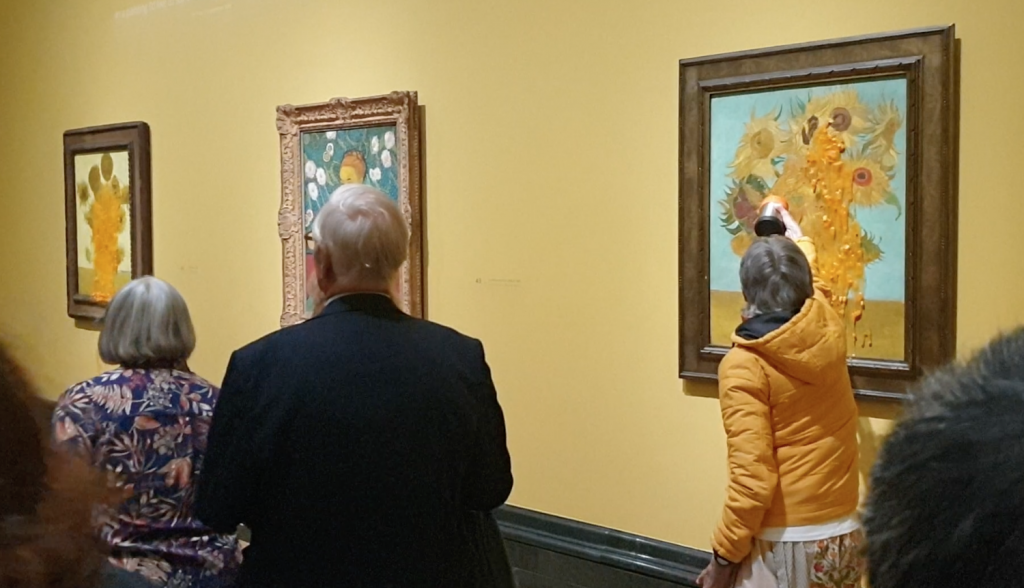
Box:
left=74, top=151, right=133, bottom=303
left=709, top=79, right=907, bottom=361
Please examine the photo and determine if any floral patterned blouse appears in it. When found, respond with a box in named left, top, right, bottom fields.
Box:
left=52, top=368, right=241, bottom=588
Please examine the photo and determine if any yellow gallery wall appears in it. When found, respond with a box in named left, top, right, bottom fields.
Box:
left=1, top=0, right=1023, bottom=550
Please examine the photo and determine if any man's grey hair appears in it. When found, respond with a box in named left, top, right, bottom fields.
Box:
left=311, top=184, right=409, bottom=289
left=98, top=277, right=196, bottom=367
left=739, top=236, right=813, bottom=320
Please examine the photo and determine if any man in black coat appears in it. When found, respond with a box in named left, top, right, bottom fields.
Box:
left=196, top=184, right=514, bottom=588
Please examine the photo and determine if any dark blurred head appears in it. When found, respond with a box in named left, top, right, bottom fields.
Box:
left=0, top=343, right=112, bottom=586
left=0, top=347, right=47, bottom=521
left=864, top=328, right=1024, bottom=588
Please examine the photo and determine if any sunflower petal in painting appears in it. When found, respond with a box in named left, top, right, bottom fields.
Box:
left=862, top=99, right=903, bottom=171
left=781, top=90, right=870, bottom=157
left=728, top=107, right=785, bottom=186
left=861, top=230, right=884, bottom=264
left=847, top=158, right=900, bottom=213
left=806, top=90, right=870, bottom=146
left=719, top=177, right=771, bottom=257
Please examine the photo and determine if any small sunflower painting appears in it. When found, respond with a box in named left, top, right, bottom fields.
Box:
left=74, top=151, right=133, bottom=304
left=709, top=79, right=907, bottom=360
left=300, top=126, right=401, bottom=316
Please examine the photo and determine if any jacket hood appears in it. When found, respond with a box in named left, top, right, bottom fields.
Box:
left=731, top=293, right=847, bottom=384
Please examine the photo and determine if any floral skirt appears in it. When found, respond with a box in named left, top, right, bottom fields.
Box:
left=733, top=530, right=863, bottom=588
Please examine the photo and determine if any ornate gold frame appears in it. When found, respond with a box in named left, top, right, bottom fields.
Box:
left=276, top=92, right=424, bottom=326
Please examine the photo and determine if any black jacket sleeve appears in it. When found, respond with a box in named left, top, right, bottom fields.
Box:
left=195, top=351, right=261, bottom=533
left=462, top=341, right=514, bottom=511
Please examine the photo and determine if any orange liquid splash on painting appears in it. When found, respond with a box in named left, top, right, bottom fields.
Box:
left=88, top=185, right=127, bottom=304
left=800, top=125, right=872, bottom=350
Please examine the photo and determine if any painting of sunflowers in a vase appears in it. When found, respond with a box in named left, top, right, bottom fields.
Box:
left=709, top=79, right=907, bottom=360
left=74, top=151, right=133, bottom=304
left=300, top=125, right=401, bottom=317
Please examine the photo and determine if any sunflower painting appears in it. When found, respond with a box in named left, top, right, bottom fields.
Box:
left=708, top=79, right=907, bottom=360
left=74, top=151, right=133, bottom=304
left=300, top=126, right=401, bottom=317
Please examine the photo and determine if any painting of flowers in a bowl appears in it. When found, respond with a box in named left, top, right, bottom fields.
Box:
left=708, top=79, right=907, bottom=361
left=74, top=151, right=134, bottom=304
left=300, top=126, right=401, bottom=317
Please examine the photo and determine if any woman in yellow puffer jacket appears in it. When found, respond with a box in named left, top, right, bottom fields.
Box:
left=697, top=208, right=862, bottom=588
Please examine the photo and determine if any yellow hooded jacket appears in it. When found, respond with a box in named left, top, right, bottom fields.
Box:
left=710, top=237, right=860, bottom=563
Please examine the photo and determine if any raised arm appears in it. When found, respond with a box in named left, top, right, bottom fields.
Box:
left=195, top=352, right=261, bottom=533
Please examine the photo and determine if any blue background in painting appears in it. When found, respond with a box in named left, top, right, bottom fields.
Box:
left=301, top=125, right=400, bottom=315
left=708, top=79, right=907, bottom=301
left=302, top=125, right=400, bottom=231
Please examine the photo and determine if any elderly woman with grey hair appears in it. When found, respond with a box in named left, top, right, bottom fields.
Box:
left=52, top=277, right=241, bottom=588
left=698, top=209, right=862, bottom=588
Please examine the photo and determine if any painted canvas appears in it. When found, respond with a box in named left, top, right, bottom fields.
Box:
left=708, top=79, right=907, bottom=361
left=276, top=92, right=423, bottom=326
left=300, top=126, right=401, bottom=316
left=74, top=151, right=134, bottom=303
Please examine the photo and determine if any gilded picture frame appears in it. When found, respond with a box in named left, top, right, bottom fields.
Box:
left=63, top=122, right=153, bottom=321
left=276, top=92, right=424, bottom=326
left=679, top=27, right=960, bottom=399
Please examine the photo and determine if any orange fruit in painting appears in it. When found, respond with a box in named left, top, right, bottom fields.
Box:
left=340, top=151, right=367, bottom=184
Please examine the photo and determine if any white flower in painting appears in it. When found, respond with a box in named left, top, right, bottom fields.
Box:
left=381, top=150, right=393, bottom=168
left=325, top=131, right=337, bottom=140
left=384, top=131, right=395, bottom=150
left=371, top=136, right=380, bottom=154
left=307, top=182, right=319, bottom=199
left=369, top=167, right=382, bottom=182
left=305, top=209, right=314, bottom=227
left=316, top=167, right=327, bottom=186
left=322, top=143, right=335, bottom=162
left=304, top=160, right=317, bottom=179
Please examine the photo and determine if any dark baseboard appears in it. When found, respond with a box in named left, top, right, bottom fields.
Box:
left=496, top=505, right=708, bottom=588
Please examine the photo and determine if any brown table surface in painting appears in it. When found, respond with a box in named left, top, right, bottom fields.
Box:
left=709, top=289, right=905, bottom=362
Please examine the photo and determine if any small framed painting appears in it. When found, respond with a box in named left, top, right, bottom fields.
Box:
left=679, top=27, right=960, bottom=399
left=276, top=92, right=424, bottom=326
left=63, top=122, right=153, bottom=321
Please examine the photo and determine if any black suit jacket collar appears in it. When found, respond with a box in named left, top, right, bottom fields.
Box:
left=319, top=293, right=403, bottom=318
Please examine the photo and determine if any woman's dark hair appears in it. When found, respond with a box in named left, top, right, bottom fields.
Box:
left=0, top=343, right=115, bottom=587
left=0, top=350, right=47, bottom=520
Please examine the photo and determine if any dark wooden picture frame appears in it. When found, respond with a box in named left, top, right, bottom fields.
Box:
left=679, top=27, right=960, bottom=399
left=63, top=122, right=153, bottom=321
left=276, top=92, right=424, bottom=326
